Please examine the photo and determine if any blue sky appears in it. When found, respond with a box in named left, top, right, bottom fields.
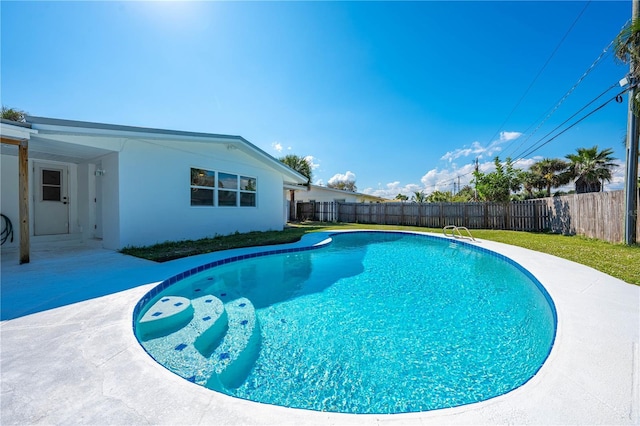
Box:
left=1, top=1, right=633, bottom=198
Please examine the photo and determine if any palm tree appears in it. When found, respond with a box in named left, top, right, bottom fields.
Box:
left=614, top=19, right=640, bottom=113
left=528, top=158, right=570, bottom=197
left=426, top=190, right=453, bottom=203
left=565, top=146, right=617, bottom=193
left=411, top=190, right=426, bottom=203
left=280, top=154, right=312, bottom=182
left=279, top=154, right=312, bottom=221
left=521, top=170, right=544, bottom=198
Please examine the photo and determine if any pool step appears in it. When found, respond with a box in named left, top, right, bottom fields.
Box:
left=137, top=296, right=194, bottom=340
left=138, top=295, right=261, bottom=390
left=205, top=297, right=261, bottom=390
left=139, top=295, right=227, bottom=382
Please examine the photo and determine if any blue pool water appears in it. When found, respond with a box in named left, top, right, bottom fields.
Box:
left=134, top=232, right=556, bottom=414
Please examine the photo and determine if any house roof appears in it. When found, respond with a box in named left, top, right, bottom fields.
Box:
left=306, top=184, right=388, bottom=202
left=1, top=118, right=32, bottom=129
left=20, top=116, right=309, bottom=185
left=0, top=120, right=39, bottom=144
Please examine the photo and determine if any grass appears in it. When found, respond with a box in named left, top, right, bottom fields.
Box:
left=121, top=222, right=640, bottom=285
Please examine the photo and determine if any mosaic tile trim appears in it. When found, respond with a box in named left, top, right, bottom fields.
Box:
left=133, top=239, right=331, bottom=325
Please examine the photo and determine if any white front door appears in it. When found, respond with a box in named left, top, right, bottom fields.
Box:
left=34, top=163, right=69, bottom=235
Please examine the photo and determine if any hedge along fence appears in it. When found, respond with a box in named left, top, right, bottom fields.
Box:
left=296, top=190, right=640, bottom=244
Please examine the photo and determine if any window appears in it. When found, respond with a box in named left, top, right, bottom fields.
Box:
left=190, top=168, right=257, bottom=207
left=191, top=168, right=215, bottom=206
left=218, top=172, right=238, bottom=207
left=240, top=176, right=257, bottom=207
left=42, top=169, right=62, bottom=201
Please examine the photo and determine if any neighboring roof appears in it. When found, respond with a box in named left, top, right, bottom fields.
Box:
left=305, top=184, right=388, bottom=202
left=24, top=116, right=308, bottom=185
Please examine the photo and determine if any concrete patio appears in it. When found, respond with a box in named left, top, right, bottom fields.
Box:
left=1, top=233, right=638, bottom=425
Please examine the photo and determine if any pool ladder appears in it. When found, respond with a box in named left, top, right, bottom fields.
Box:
left=443, top=225, right=476, bottom=241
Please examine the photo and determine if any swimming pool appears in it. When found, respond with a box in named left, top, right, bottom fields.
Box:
left=133, top=231, right=556, bottom=414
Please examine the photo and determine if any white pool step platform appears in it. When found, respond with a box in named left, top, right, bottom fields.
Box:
left=137, top=296, right=195, bottom=339
left=139, top=295, right=260, bottom=390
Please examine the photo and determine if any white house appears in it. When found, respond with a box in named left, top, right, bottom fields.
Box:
left=283, top=184, right=387, bottom=222
left=1, top=116, right=308, bottom=257
left=289, top=184, right=387, bottom=204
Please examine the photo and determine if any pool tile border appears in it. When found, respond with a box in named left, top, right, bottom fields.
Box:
left=132, top=237, right=333, bottom=323
left=131, top=229, right=558, bottom=413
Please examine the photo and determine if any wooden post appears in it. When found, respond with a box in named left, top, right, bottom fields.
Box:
left=18, top=140, right=30, bottom=263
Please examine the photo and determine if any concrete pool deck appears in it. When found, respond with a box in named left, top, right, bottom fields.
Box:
left=1, top=231, right=639, bottom=425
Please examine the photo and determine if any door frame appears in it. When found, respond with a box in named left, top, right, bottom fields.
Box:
left=33, top=161, right=70, bottom=236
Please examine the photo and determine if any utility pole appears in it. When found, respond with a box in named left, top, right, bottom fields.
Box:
left=625, top=0, right=640, bottom=245
left=473, top=158, right=479, bottom=201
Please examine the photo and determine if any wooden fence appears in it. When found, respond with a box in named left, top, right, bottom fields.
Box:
left=296, top=190, right=640, bottom=243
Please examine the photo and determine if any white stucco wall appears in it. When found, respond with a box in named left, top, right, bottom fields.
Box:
left=116, top=139, right=285, bottom=248
left=77, top=163, right=97, bottom=241
left=100, top=152, right=120, bottom=250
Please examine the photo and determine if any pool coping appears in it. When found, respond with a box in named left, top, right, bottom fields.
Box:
left=1, top=230, right=639, bottom=425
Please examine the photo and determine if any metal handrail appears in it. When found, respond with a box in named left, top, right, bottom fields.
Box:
left=443, top=225, right=476, bottom=241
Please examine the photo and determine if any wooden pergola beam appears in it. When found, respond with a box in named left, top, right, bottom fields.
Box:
left=1, top=136, right=30, bottom=264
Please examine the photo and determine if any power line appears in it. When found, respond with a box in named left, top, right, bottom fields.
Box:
left=504, top=20, right=630, bottom=159
left=512, top=80, right=622, bottom=161
left=514, top=85, right=633, bottom=161
left=427, top=82, right=628, bottom=193
left=427, top=10, right=630, bottom=193
left=484, top=1, right=592, bottom=153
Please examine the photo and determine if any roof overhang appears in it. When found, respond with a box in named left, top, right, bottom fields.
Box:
left=284, top=183, right=309, bottom=191
left=2, top=116, right=310, bottom=184
left=1, top=120, right=37, bottom=140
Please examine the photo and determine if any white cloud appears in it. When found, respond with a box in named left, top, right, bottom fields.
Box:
left=362, top=181, right=425, bottom=199
left=420, top=162, right=478, bottom=193
left=500, top=131, right=523, bottom=142
left=328, top=170, right=356, bottom=185
left=271, top=142, right=293, bottom=153
left=365, top=153, right=632, bottom=201
left=363, top=155, right=545, bottom=200
left=440, top=141, right=485, bottom=162
left=513, top=157, right=537, bottom=170
left=441, top=131, right=522, bottom=163
left=304, top=155, right=320, bottom=170
left=604, top=159, right=626, bottom=191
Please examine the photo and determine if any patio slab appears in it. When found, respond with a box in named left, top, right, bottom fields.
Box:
left=1, top=232, right=638, bottom=425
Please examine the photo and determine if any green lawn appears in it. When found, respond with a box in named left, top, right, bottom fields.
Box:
left=121, top=222, right=640, bottom=285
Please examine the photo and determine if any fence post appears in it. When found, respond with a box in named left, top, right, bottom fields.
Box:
left=483, top=203, right=489, bottom=228
left=505, top=202, right=510, bottom=230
